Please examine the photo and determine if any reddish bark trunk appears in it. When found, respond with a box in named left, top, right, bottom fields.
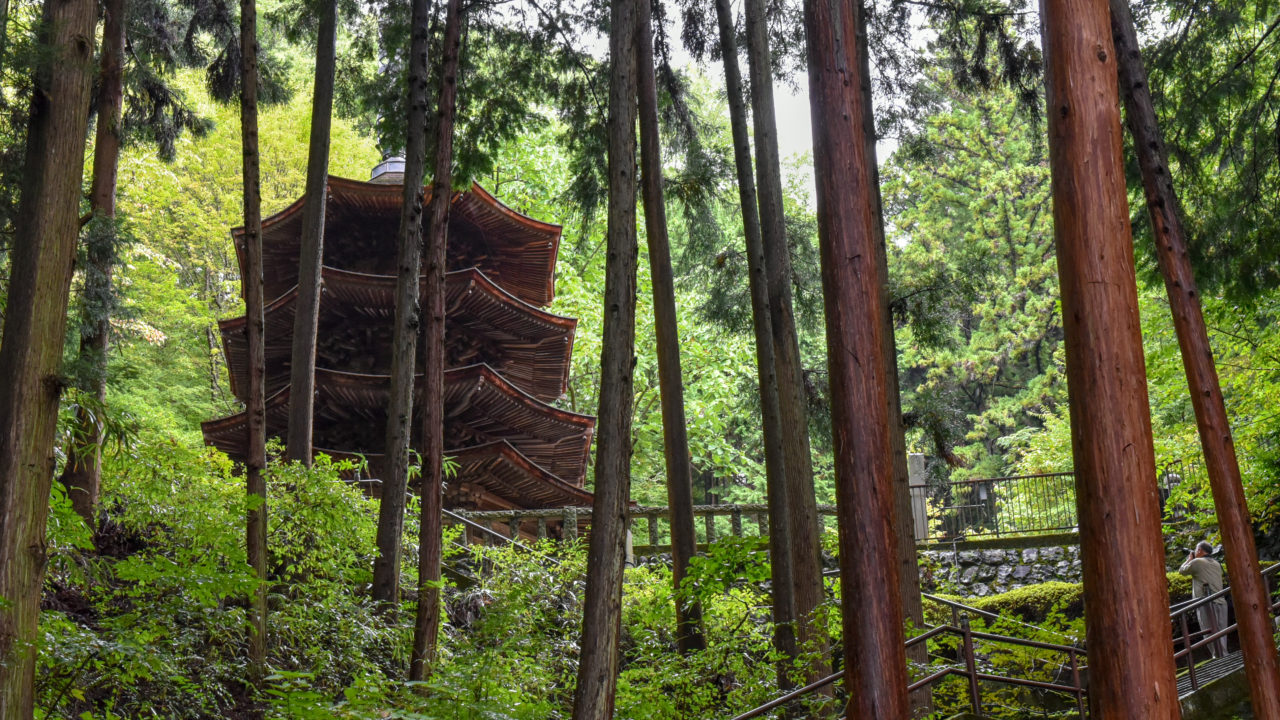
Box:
left=409, top=0, right=462, bottom=682
left=572, top=0, right=638, bottom=712
left=1041, top=0, right=1180, bottom=714
left=1110, top=0, right=1280, bottom=713
left=0, top=0, right=97, bottom=714
left=802, top=0, right=910, bottom=715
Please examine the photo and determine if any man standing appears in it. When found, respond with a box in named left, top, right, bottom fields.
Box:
left=1179, top=540, right=1230, bottom=657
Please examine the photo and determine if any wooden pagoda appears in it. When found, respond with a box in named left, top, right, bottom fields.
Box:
left=202, top=167, right=596, bottom=517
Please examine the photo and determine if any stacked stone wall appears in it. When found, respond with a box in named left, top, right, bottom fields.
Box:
left=921, top=545, right=1082, bottom=597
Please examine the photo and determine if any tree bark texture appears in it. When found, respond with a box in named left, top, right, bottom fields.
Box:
left=803, top=0, right=910, bottom=716
left=572, top=0, right=638, bottom=713
left=409, top=0, right=461, bottom=682
left=711, top=0, right=798, bottom=688
left=635, top=0, right=704, bottom=655
left=0, top=0, right=96, bottom=715
left=239, top=0, right=269, bottom=692
left=373, top=0, right=434, bottom=609
left=1110, top=1, right=1280, bottom=713
left=848, top=0, right=929, bottom=711
left=60, top=0, right=127, bottom=527
left=1041, top=0, right=1181, bottom=715
left=285, top=0, right=338, bottom=465
left=743, top=0, right=826, bottom=677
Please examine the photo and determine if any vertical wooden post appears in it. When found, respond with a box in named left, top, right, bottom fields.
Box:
left=1110, top=0, right=1280, bottom=711
left=563, top=507, right=578, bottom=542
left=537, top=516, right=548, bottom=540
left=647, top=513, right=660, bottom=547
left=960, top=616, right=982, bottom=715
left=1041, top=0, right=1180, bottom=713
left=803, top=0, right=909, bottom=713
left=731, top=507, right=743, bottom=538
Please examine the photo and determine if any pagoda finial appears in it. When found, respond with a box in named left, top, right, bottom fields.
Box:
left=370, top=156, right=406, bottom=184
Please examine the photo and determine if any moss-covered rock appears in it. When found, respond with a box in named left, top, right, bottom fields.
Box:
left=926, top=572, right=1195, bottom=625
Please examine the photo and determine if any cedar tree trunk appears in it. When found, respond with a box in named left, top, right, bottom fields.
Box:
left=285, top=0, right=338, bottom=464
left=1111, top=0, right=1280, bottom=712
left=742, top=0, right=826, bottom=679
left=711, top=0, right=799, bottom=687
left=572, top=0, right=638, bottom=712
left=0, top=0, right=96, bottom=715
left=635, top=0, right=704, bottom=655
left=374, top=0, right=435, bottom=608
left=60, top=0, right=127, bottom=527
left=1041, top=0, right=1180, bottom=714
left=803, top=0, right=910, bottom=715
left=239, top=0, right=270, bottom=692
left=409, top=0, right=462, bottom=681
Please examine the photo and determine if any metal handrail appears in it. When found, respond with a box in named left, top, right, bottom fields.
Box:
left=441, top=507, right=563, bottom=566
left=727, top=618, right=1089, bottom=720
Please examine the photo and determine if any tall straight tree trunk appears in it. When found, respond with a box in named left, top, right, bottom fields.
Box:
left=285, top=0, right=338, bottom=464
left=849, top=0, right=929, bottom=711
left=239, top=0, right=269, bottom=693
left=635, top=0, right=704, bottom=655
left=0, top=0, right=96, bottom=715
left=1111, top=2, right=1280, bottom=713
left=742, top=0, right=826, bottom=679
left=572, top=0, right=638, bottom=712
left=60, top=0, right=127, bottom=527
left=409, top=0, right=462, bottom=682
left=374, top=0, right=434, bottom=611
left=1041, top=0, right=1180, bottom=715
left=802, top=0, right=909, bottom=716
left=711, top=0, right=798, bottom=689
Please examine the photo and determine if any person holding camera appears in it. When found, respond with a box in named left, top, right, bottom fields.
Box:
left=1179, top=540, right=1229, bottom=657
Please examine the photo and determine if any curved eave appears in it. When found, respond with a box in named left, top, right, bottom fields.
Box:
left=232, top=176, right=561, bottom=306
left=448, top=440, right=594, bottom=509
left=220, top=267, right=577, bottom=402
left=310, top=365, right=594, bottom=484
left=200, top=386, right=292, bottom=457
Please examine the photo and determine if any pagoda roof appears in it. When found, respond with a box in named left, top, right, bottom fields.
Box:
left=234, top=177, right=562, bottom=307
left=218, top=266, right=576, bottom=403
left=446, top=441, right=594, bottom=508
left=298, top=442, right=593, bottom=510
left=200, top=363, right=595, bottom=486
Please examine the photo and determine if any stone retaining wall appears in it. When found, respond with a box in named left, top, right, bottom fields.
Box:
left=921, top=545, right=1083, bottom=597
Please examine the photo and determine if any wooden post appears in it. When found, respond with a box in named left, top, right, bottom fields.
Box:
left=563, top=507, right=578, bottom=542
left=960, top=616, right=982, bottom=715
left=1041, top=0, right=1181, bottom=713
left=647, top=513, right=660, bottom=547
left=1110, top=0, right=1280, bottom=711
left=537, top=516, right=548, bottom=540
left=803, top=0, right=910, bottom=712
left=731, top=507, right=743, bottom=538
